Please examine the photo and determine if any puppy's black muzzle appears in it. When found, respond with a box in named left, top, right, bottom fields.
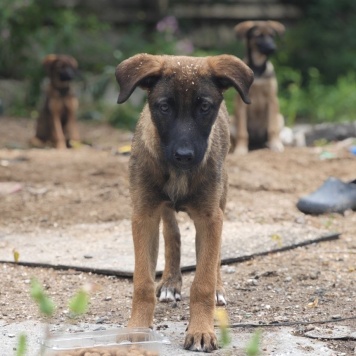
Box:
left=174, top=146, right=194, bottom=166
left=167, top=136, right=206, bottom=171
left=257, top=37, right=276, bottom=55
left=59, top=67, right=76, bottom=81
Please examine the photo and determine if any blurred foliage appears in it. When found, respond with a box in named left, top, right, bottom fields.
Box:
left=30, top=278, right=55, bottom=317
left=277, top=66, right=356, bottom=125
left=0, top=0, right=109, bottom=77
left=16, top=334, right=27, bottom=356
left=279, top=0, right=356, bottom=85
left=0, top=0, right=110, bottom=107
left=271, top=0, right=356, bottom=123
left=245, top=329, right=262, bottom=356
left=1, top=0, right=356, bottom=128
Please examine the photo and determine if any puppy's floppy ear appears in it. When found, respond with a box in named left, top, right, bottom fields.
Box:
left=42, top=54, right=58, bottom=73
left=208, top=54, right=254, bottom=104
left=267, top=21, right=285, bottom=36
left=234, top=21, right=256, bottom=39
left=115, top=53, right=164, bottom=104
left=63, top=55, right=78, bottom=69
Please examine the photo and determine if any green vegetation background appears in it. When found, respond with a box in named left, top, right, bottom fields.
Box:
left=1, top=0, right=356, bottom=129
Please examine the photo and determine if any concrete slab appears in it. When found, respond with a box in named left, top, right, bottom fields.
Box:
left=1, top=320, right=338, bottom=356
left=0, top=220, right=337, bottom=277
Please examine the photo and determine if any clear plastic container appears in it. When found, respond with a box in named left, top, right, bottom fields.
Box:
left=40, top=327, right=168, bottom=355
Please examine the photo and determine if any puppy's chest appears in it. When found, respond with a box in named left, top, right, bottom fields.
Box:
left=163, top=170, right=190, bottom=204
left=250, top=78, right=272, bottom=100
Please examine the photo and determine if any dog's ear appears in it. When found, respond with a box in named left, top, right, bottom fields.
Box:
left=63, top=55, right=78, bottom=69
left=42, top=54, right=78, bottom=72
left=208, top=55, right=254, bottom=104
left=234, top=21, right=256, bottom=39
left=42, top=54, right=58, bottom=73
left=267, top=21, right=285, bottom=36
left=115, top=54, right=164, bottom=104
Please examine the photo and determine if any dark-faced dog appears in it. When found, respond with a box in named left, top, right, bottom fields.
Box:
left=230, top=21, right=285, bottom=154
left=115, top=54, right=253, bottom=352
left=30, top=54, right=80, bottom=149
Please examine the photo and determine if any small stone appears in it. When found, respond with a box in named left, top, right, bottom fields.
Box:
left=104, top=296, right=112, bottom=301
left=309, top=272, right=319, bottom=280
left=284, top=276, right=292, bottom=282
left=95, top=316, right=109, bottom=324
left=246, top=278, right=259, bottom=286
left=331, top=314, right=341, bottom=319
left=222, top=266, right=236, bottom=274
left=8, top=334, right=15, bottom=338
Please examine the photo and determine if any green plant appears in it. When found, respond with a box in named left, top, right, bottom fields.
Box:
left=245, top=329, right=262, bottom=356
left=277, top=65, right=356, bottom=125
left=15, top=334, right=27, bottom=356
left=0, top=0, right=109, bottom=110
left=277, top=0, right=356, bottom=85
left=215, top=308, right=232, bottom=349
left=15, top=278, right=91, bottom=355
left=30, top=278, right=56, bottom=317
left=108, top=103, right=142, bottom=131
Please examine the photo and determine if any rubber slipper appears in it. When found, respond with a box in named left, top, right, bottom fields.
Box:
left=296, top=177, right=356, bottom=215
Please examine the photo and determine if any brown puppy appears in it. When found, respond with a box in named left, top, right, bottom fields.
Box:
left=115, top=54, right=253, bottom=352
left=231, top=21, right=285, bottom=154
left=30, top=54, right=80, bottom=149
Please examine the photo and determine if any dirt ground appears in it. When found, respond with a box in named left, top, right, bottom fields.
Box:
left=0, top=116, right=355, bottom=354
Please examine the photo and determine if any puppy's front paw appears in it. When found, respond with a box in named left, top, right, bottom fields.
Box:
left=184, top=329, right=218, bottom=352
left=267, top=139, right=284, bottom=152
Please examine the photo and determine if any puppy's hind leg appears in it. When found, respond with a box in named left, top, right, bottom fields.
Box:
left=156, top=204, right=182, bottom=303
left=216, top=251, right=227, bottom=306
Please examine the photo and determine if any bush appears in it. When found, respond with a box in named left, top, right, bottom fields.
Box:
left=0, top=0, right=110, bottom=107
left=279, top=0, right=356, bottom=85
left=277, top=66, right=356, bottom=125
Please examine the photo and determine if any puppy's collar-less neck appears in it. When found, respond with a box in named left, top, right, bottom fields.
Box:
left=54, top=86, right=70, bottom=96
left=49, top=82, right=71, bottom=97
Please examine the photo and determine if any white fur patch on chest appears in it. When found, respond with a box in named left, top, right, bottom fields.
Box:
left=163, top=169, right=189, bottom=202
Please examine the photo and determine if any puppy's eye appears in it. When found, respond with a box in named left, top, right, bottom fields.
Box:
left=160, top=103, right=169, bottom=113
left=200, top=102, right=211, bottom=113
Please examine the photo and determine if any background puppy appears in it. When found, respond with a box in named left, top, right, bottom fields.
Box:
left=231, top=20, right=285, bottom=154
left=30, top=54, right=80, bottom=149
left=115, top=53, right=253, bottom=352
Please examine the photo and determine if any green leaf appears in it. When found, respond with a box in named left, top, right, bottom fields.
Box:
left=30, top=278, right=55, bottom=317
left=68, top=289, right=89, bottom=315
left=245, top=330, right=261, bottom=356
left=13, top=249, right=20, bottom=263
left=16, top=333, right=27, bottom=356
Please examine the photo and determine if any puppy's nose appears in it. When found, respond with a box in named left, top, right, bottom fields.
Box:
left=174, top=147, right=194, bottom=163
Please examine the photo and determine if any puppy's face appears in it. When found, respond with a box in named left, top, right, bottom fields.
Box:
left=147, top=63, right=226, bottom=170
left=248, top=25, right=277, bottom=56
left=235, top=21, right=285, bottom=57
left=43, top=54, right=78, bottom=82
left=116, top=54, right=253, bottom=170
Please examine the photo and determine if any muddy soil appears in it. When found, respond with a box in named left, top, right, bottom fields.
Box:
left=0, top=116, right=355, bottom=355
